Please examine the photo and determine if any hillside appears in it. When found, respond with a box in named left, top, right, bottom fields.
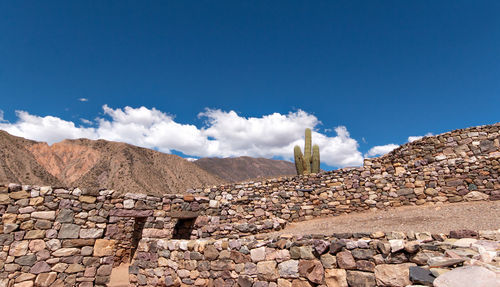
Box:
left=0, top=131, right=224, bottom=195
left=194, top=156, right=296, bottom=182
left=0, top=131, right=62, bottom=186
left=0, top=130, right=297, bottom=195
left=27, top=138, right=225, bottom=196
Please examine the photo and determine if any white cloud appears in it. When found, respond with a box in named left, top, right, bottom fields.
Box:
left=80, top=118, right=93, bottom=125
left=78, top=98, right=88, bottom=102
left=365, top=132, right=433, bottom=158
left=0, top=105, right=364, bottom=167
left=365, top=144, right=399, bottom=157
left=408, top=132, right=433, bottom=142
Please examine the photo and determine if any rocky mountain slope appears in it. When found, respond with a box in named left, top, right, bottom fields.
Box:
left=0, top=131, right=224, bottom=195
left=0, top=130, right=296, bottom=195
left=0, top=131, right=62, bottom=186
left=194, top=156, right=296, bottom=182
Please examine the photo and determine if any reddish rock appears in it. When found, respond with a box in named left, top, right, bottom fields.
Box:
left=336, top=251, right=356, bottom=270
left=298, top=260, right=324, bottom=284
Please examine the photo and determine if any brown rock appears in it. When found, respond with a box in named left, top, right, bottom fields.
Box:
left=374, top=263, right=415, bottom=287
left=298, top=260, right=324, bottom=284
left=336, top=251, right=356, bottom=270
left=324, top=269, right=347, bottom=287
left=346, top=271, right=376, bottom=287
left=257, top=261, right=279, bottom=281
left=34, top=272, right=57, bottom=287
left=93, top=239, right=116, bottom=257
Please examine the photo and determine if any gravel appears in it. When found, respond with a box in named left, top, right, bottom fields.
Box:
left=274, top=201, right=500, bottom=236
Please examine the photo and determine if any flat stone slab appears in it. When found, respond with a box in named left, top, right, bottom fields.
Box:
left=433, top=266, right=499, bottom=287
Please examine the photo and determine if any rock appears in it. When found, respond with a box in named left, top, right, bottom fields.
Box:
left=375, top=263, right=416, bottom=287
left=9, top=241, right=29, bottom=256
left=464, top=191, right=489, bottom=201
left=57, top=224, right=80, bottom=239
left=52, top=248, right=79, bottom=257
left=299, top=246, right=315, bottom=259
left=251, top=247, right=266, bottom=262
left=351, top=248, right=375, bottom=260
left=320, top=254, right=337, bottom=268
left=346, top=271, right=376, bottom=287
left=28, top=239, right=46, bottom=252
left=31, top=211, right=55, bottom=220
left=291, top=279, right=312, bottom=287
left=324, top=269, right=347, bottom=287
left=404, top=241, right=421, bottom=253
left=79, top=195, right=96, bottom=203
left=237, top=275, right=253, bottom=287
left=449, top=230, right=478, bottom=239
left=409, top=266, right=435, bottom=286
left=427, top=257, right=465, bottom=268
left=298, top=260, right=324, bottom=284
left=15, top=254, right=37, bottom=266
left=278, top=260, right=299, bottom=278
left=30, top=261, right=51, bottom=274
left=277, top=279, right=292, bottom=287
left=451, top=238, right=477, bottom=248
left=257, top=261, right=279, bottom=281
left=93, top=239, right=116, bottom=256
left=55, top=209, right=74, bottom=223
left=356, top=260, right=375, bottom=272
left=390, top=239, right=405, bottom=253
left=336, top=251, right=356, bottom=270
left=24, top=230, right=45, bottom=239
left=432, top=266, right=499, bottom=287
left=204, top=245, right=219, bottom=260
left=79, top=228, right=104, bottom=239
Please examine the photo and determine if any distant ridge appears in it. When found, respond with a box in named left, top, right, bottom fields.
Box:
left=194, top=156, right=296, bottom=183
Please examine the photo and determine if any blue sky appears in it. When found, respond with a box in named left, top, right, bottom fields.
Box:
left=0, top=1, right=499, bottom=169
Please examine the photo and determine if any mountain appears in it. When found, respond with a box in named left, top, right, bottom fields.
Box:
left=194, top=156, right=296, bottom=182
left=0, top=131, right=62, bottom=186
left=0, top=130, right=296, bottom=194
left=0, top=130, right=224, bottom=195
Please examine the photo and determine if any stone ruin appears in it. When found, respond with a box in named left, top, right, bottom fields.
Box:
left=0, top=123, right=498, bottom=286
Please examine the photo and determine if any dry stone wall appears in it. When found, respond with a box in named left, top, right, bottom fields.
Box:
left=131, top=230, right=500, bottom=287
left=185, top=123, right=499, bottom=238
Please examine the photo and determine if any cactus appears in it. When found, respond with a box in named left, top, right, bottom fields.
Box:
left=294, top=145, right=305, bottom=175
left=294, top=128, right=321, bottom=175
left=303, top=128, right=312, bottom=174
left=312, top=144, right=320, bottom=173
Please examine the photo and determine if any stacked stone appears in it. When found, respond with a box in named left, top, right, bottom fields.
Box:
left=182, top=123, right=499, bottom=237
left=0, top=184, right=115, bottom=287
left=131, top=229, right=500, bottom=287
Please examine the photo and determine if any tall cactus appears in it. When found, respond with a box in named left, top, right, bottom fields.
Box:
left=294, top=128, right=321, bottom=175
left=303, top=128, right=312, bottom=174
left=312, top=144, right=320, bottom=173
left=293, top=146, right=305, bottom=175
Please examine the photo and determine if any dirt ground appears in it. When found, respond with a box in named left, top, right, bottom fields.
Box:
left=273, top=201, right=500, bottom=236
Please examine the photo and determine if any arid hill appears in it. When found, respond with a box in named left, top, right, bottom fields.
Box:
left=0, top=131, right=223, bottom=195
left=194, top=156, right=296, bottom=182
left=0, top=131, right=62, bottom=186
left=0, top=130, right=296, bottom=195
left=27, top=139, right=225, bottom=196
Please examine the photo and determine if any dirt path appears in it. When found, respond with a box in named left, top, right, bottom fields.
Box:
left=274, top=201, right=500, bottom=236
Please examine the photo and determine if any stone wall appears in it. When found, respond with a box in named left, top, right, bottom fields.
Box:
left=182, top=123, right=499, bottom=237
left=131, top=229, right=500, bottom=286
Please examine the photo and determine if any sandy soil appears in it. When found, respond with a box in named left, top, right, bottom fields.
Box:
left=273, top=201, right=500, bottom=236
